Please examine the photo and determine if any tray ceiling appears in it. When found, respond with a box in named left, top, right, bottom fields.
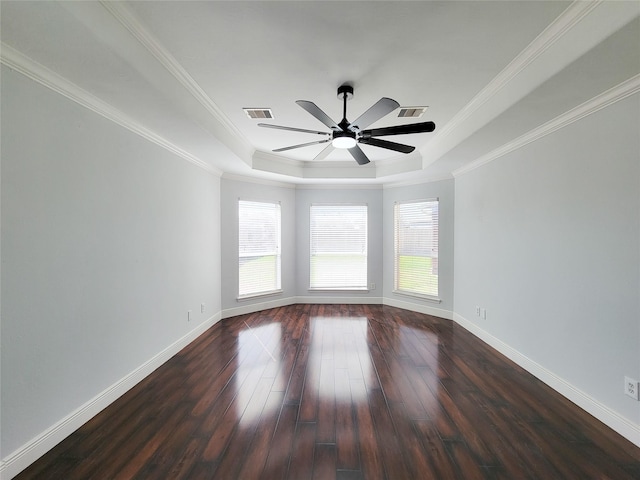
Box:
left=1, top=1, right=638, bottom=185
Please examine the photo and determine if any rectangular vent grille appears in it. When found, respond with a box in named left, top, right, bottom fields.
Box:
left=244, top=108, right=273, bottom=119
left=398, top=106, right=428, bottom=118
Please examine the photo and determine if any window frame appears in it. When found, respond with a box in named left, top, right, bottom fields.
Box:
left=237, top=199, right=282, bottom=300
left=309, top=203, right=368, bottom=291
left=393, top=198, right=440, bottom=302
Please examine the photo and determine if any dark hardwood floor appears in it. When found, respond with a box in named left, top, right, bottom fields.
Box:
left=16, top=304, right=640, bottom=479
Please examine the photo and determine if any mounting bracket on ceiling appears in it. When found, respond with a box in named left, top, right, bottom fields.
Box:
left=337, top=84, right=354, bottom=101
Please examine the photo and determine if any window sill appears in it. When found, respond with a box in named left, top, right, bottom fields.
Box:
left=237, top=289, right=283, bottom=302
left=392, top=290, right=441, bottom=303
left=308, top=287, right=369, bottom=293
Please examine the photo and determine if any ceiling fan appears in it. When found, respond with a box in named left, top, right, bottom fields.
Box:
left=258, top=84, right=436, bottom=165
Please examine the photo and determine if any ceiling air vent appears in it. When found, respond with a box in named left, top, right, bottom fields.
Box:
left=397, top=106, right=428, bottom=118
left=243, top=108, right=273, bottom=119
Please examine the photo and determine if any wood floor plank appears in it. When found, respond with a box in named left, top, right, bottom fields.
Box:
left=335, top=369, right=359, bottom=471
left=413, top=418, right=460, bottom=479
left=368, top=388, right=413, bottom=479
left=261, top=403, right=298, bottom=480
left=167, top=438, right=205, bottom=480
left=112, top=403, right=190, bottom=480
left=387, top=401, right=439, bottom=479
left=312, top=443, right=337, bottom=480
left=286, top=422, right=317, bottom=480
left=14, top=304, right=640, bottom=480
left=213, top=377, right=275, bottom=479
left=235, top=390, right=284, bottom=479
left=445, top=440, right=487, bottom=480
left=316, top=352, right=337, bottom=443
left=351, top=379, right=386, bottom=480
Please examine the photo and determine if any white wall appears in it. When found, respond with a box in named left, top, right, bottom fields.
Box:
left=1, top=66, right=222, bottom=460
left=383, top=179, right=455, bottom=318
left=220, top=178, right=296, bottom=316
left=453, top=93, right=640, bottom=431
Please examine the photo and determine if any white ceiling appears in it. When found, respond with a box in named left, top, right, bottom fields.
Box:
left=2, top=1, right=639, bottom=185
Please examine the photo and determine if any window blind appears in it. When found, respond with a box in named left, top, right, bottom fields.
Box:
left=394, top=199, right=439, bottom=298
left=238, top=200, right=281, bottom=298
left=310, top=204, right=367, bottom=290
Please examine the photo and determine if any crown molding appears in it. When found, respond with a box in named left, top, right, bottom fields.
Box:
left=382, top=173, right=454, bottom=189
left=100, top=1, right=252, bottom=162
left=295, top=183, right=382, bottom=190
left=433, top=1, right=602, bottom=143
left=420, top=0, right=640, bottom=169
left=251, top=151, right=305, bottom=178
left=253, top=150, right=305, bottom=168
left=453, top=74, right=640, bottom=177
left=1, top=43, right=222, bottom=177
left=221, top=173, right=297, bottom=189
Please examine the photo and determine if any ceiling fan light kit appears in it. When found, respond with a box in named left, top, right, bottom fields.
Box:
left=258, top=84, right=436, bottom=165
left=332, top=131, right=357, bottom=149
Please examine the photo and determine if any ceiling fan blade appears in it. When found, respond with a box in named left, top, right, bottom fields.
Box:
left=348, top=145, right=370, bottom=165
left=296, top=100, right=340, bottom=130
left=358, top=137, right=415, bottom=154
left=313, top=143, right=335, bottom=161
left=273, top=138, right=331, bottom=152
left=361, top=121, right=436, bottom=137
left=258, top=123, right=329, bottom=136
left=349, top=97, right=400, bottom=131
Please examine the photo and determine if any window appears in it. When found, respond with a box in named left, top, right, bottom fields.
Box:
left=238, top=200, right=281, bottom=298
left=394, top=199, right=439, bottom=298
left=310, top=204, right=368, bottom=290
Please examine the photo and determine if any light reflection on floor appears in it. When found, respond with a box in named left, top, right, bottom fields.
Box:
left=308, top=316, right=373, bottom=402
left=233, top=313, right=442, bottom=427
left=236, top=322, right=282, bottom=426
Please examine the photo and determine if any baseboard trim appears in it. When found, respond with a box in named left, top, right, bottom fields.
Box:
left=383, top=296, right=454, bottom=320
left=452, top=313, right=640, bottom=448
left=222, top=296, right=453, bottom=320
left=222, top=297, right=297, bottom=319
left=0, top=313, right=222, bottom=480
left=296, top=295, right=384, bottom=305
left=222, top=295, right=388, bottom=319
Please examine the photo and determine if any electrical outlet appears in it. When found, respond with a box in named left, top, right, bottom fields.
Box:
left=370, top=283, right=376, bottom=290
left=475, top=306, right=481, bottom=316
left=187, top=310, right=192, bottom=322
left=201, top=303, right=205, bottom=313
left=481, top=308, right=487, bottom=320
left=624, top=376, right=639, bottom=400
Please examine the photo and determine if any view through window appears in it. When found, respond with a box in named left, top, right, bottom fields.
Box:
left=238, top=200, right=281, bottom=298
left=394, top=199, right=439, bottom=298
left=310, top=204, right=368, bottom=290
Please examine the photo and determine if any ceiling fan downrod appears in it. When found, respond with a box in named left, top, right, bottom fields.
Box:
left=337, top=84, right=354, bottom=127
left=333, top=85, right=357, bottom=148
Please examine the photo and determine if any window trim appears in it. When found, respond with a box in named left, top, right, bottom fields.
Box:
left=393, top=198, right=440, bottom=302
left=309, top=203, right=368, bottom=291
left=237, top=199, right=282, bottom=301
